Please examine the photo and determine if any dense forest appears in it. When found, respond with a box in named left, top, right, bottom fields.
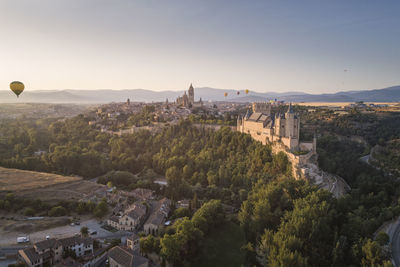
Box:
left=0, top=111, right=399, bottom=266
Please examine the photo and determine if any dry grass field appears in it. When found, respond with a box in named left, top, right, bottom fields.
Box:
left=0, top=167, right=106, bottom=202
left=295, top=102, right=398, bottom=107
left=0, top=167, right=81, bottom=192
left=17, top=180, right=106, bottom=202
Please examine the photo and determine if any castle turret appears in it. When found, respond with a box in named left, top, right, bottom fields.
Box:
left=285, top=103, right=298, bottom=138
left=237, top=115, right=243, bottom=132
left=245, top=109, right=251, bottom=119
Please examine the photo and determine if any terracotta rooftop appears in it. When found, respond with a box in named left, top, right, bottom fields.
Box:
left=108, top=246, right=148, bottom=267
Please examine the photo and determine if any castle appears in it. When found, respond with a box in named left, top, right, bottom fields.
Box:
left=237, top=102, right=315, bottom=152
left=237, top=102, right=350, bottom=196
left=176, top=83, right=203, bottom=108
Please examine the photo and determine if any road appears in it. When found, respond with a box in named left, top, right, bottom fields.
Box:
left=0, top=218, right=129, bottom=246
left=360, top=154, right=370, bottom=164
left=390, top=219, right=400, bottom=267
left=0, top=218, right=130, bottom=267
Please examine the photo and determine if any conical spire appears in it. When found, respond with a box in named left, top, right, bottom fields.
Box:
left=245, top=109, right=250, bottom=119
left=287, top=102, right=294, bottom=113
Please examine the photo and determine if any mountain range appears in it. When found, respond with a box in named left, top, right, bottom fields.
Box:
left=1, top=85, right=399, bottom=103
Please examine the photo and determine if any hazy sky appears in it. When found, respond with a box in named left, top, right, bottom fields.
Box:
left=0, top=0, right=399, bottom=93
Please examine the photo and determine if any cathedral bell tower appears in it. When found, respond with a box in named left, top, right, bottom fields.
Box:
left=188, top=83, right=194, bottom=104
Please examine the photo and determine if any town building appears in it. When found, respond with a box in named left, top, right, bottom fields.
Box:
left=144, top=198, right=171, bottom=235
left=126, top=233, right=140, bottom=252
left=108, top=246, right=149, bottom=267
left=18, top=236, right=94, bottom=267
left=107, top=203, right=147, bottom=231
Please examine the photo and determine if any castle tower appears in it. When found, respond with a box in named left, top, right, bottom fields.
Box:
left=188, top=83, right=194, bottom=104
left=237, top=115, right=243, bottom=132
left=285, top=103, right=297, bottom=138
left=284, top=103, right=300, bottom=150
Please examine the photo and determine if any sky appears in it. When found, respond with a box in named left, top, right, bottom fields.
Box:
left=0, top=0, right=399, bottom=93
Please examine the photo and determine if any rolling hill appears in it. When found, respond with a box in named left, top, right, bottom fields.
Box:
left=0, top=85, right=399, bottom=103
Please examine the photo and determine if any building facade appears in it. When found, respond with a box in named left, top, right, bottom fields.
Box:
left=107, top=203, right=147, bottom=231
left=144, top=198, right=171, bottom=236
left=18, top=236, right=94, bottom=267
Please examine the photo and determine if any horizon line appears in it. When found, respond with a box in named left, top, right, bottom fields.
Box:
left=0, top=84, right=399, bottom=95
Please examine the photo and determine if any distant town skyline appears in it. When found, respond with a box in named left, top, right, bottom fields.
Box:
left=0, top=0, right=399, bottom=93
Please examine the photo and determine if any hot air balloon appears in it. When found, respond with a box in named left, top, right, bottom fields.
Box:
left=237, top=91, right=240, bottom=95
left=245, top=89, right=249, bottom=94
left=10, top=81, right=24, bottom=97
left=224, top=92, right=228, bottom=99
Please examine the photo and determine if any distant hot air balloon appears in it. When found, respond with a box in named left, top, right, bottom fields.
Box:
left=245, top=89, right=249, bottom=94
left=10, top=81, right=24, bottom=97
left=237, top=91, right=240, bottom=95
left=224, top=92, right=228, bottom=98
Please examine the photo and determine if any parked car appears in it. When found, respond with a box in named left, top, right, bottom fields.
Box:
left=17, top=236, right=29, bottom=243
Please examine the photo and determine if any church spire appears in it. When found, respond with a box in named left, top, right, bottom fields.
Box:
left=287, top=102, right=294, bottom=113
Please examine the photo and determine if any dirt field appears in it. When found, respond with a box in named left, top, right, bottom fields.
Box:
left=0, top=167, right=81, bottom=192
left=0, top=167, right=106, bottom=202
left=295, top=102, right=398, bottom=107
left=15, top=180, right=107, bottom=202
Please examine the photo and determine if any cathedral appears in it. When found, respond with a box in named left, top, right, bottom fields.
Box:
left=237, top=102, right=312, bottom=151
left=176, top=84, right=203, bottom=108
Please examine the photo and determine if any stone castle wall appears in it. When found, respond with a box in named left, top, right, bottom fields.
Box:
left=271, top=141, right=316, bottom=179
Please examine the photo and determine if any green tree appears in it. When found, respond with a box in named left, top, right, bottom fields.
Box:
left=173, top=207, right=191, bottom=219
left=258, top=190, right=338, bottom=266
left=80, top=226, right=89, bottom=237
left=49, top=206, right=67, bottom=217
left=160, top=234, right=181, bottom=265
left=376, top=232, right=389, bottom=246
left=361, top=239, right=391, bottom=266
left=192, top=199, right=224, bottom=234
left=140, top=235, right=160, bottom=255
left=24, top=207, right=35, bottom=216
left=191, top=192, right=198, bottom=210
left=76, top=202, right=88, bottom=214
left=160, top=217, right=203, bottom=266
left=93, top=199, right=108, bottom=218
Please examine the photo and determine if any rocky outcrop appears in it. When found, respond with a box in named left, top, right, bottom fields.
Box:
left=270, top=142, right=350, bottom=198
left=301, top=163, right=350, bottom=198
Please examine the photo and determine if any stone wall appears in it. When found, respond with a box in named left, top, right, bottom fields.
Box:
left=271, top=142, right=316, bottom=179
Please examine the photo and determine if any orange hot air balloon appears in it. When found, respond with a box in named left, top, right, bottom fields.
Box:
left=245, top=89, right=249, bottom=94
left=10, top=81, right=24, bottom=97
left=224, top=92, right=228, bottom=97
